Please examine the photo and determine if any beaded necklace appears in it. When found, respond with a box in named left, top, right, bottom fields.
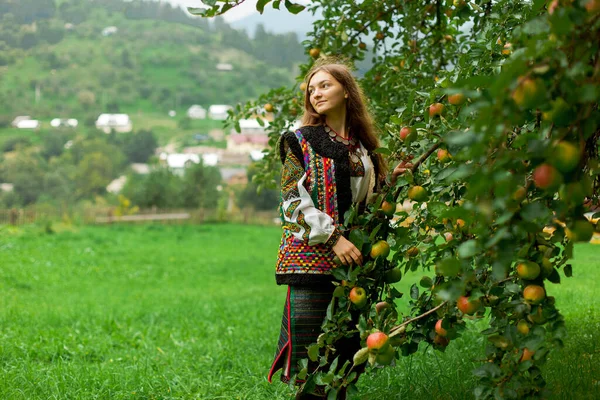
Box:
left=323, top=124, right=362, bottom=163
left=324, top=124, right=357, bottom=146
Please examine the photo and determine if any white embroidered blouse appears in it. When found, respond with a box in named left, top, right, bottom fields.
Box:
left=280, top=140, right=375, bottom=246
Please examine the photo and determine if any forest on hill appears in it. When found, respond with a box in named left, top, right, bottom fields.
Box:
left=0, top=0, right=305, bottom=122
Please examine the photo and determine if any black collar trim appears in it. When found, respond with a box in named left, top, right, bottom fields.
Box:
left=298, top=125, right=349, bottom=160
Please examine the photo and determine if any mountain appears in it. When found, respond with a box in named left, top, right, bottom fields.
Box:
left=229, top=6, right=318, bottom=39
left=0, top=0, right=304, bottom=120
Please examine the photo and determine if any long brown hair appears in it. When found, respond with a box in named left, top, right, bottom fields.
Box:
left=301, top=61, right=387, bottom=179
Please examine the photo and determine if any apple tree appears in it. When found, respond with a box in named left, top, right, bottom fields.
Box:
left=193, top=1, right=600, bottom=399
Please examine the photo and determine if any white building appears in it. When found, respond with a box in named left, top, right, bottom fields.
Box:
left=15, top=119, right=40, bottom=129
left=50, top=118, right=78, bottom=128
left=216, top=63, right=233, bottom=71
left=187, top=105, right=207, bottom=119
left=107, top=176, right=127, bottom=194
left=238, top=118, right=270, bottom=135
left=131, top=163, right=151, bottom=175
left=96, top=114, right=132, bottom=133
left=159, top=153, right=200, bottom=176
left=208, top=105, right=233, bottom=120
left=11, top=116, right=31, bottom=127
left=202, top=153, right=220, bottom=166
left=0, top=183, right=14, bottom=192
left=102, top=26, right=118, bottom=36
left=250, top=150, right=266, bottom=161
left=159, top=152, right=220, bottom=175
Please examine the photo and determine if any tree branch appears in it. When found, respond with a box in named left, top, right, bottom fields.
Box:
left=389, top=300, right=448, bottom=335
left=392, top=141, right=442, bottom=200
left=340, top=3, right=404, bottom=53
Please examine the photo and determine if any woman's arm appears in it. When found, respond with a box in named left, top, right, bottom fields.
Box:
left=280, top=148, right=342, bottom=247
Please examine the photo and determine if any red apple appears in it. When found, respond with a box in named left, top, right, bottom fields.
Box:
left=399, top=126, right=414, bottom=141
left=435, top=319, right=448, bottom=337
left=433, top=334, right=450, bottom=347
left=457, top=295, right=481, bottom=315
left=533, top=164, right=562, bottom=190
left=448, top=93, right=466, bottom=105
left=437, top=149, right=452, bottom=163
left=366, top=332, right=389, bottom=351
left=429, top=103, right=445, bottom=118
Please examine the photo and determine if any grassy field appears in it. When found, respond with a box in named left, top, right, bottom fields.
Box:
left=0, top=224, right=598, bottom=399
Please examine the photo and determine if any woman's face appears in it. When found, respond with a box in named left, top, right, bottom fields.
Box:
left=308, top=71, right=347, bottom=117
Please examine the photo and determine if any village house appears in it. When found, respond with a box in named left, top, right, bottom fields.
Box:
left=130, top=163, right=151, bottom=175
left=102, top=26, right=118, bottom=36
left=15, top=119, right=40, bottom=129
left=50, top=118, right=78, bottom=128
left=95, top=114, right=132, bottom=133
left=187, top=105, right=207, bottom=119
left=159, top=152, right=220, bottom=176
left=208, top=105, right=233, bottom=120
left=0, top=183, right=14, bottom=192
left=220, top=167, right=248, bottom=186
left=227, top=133, right=269, bottom=154
left=11, top=116, right=31, bottom=127
left=237, top=118, right=270, bottom=135
left=106, top=176, right=127, bottom=194
left=216, top=63, right=233, bottom=71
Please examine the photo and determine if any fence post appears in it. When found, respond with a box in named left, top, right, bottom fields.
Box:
left=9, top=208, right=18, bottom=226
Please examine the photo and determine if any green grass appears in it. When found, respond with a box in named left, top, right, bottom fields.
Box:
left=0, top=224, right=598, bottom=399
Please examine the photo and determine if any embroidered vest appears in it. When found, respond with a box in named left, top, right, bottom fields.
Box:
left=275, top=125, right=378, bottom=286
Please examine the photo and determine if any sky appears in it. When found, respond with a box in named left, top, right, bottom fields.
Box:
left=161, top=0, right=301, bottom=22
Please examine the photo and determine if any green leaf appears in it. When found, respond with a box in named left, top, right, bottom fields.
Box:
left=326, top=300, right=334, bottom=321
left=257, top=0, right=270, bottom=13
left=321, top=371, right=334, bottom=384
left=445, top=130, right=478, bottom=146
left=390, top=288, right=403, bottom=299
left=349, top=229, right=366, bottom=250
left=307, top=344, right=319, bottom=362
left=563, top=264, right=572, bottom=277
left=428, top=202, right=449, bottom=218
left=521, top=202, right=552, bottom=222
left=369, top=223, right=382, bottom=241
left=297, top=367, right=308, bottom=380
left=547, top=269, right=561, bottom=284
left=458, top=240, right=479, bottom=258
left=473, top=363, right=502, bottom=378
left=436, top=166, right=457, bottom=181
left=373, top=147, right=391, bottom=155
left=327, top=387, right=339, bottom=400
left=410, top=283, right=419, bottom=300
left=436, top=258, right=461, bottom=276
left=328, top=356, right=339, bottom=373
left=284, top=0, right=305, bottom=14
left=331, top=267, right=348, bottom=281
left=332, top=286, right=345, bottom=298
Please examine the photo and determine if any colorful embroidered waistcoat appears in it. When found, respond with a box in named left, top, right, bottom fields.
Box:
left=275, top=126, right=355, bottom=286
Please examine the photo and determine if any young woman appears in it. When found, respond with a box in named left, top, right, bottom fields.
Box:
left=267, top=61, right=411, bottom=399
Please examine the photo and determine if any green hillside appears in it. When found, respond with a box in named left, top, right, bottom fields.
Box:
left=0, top=0, right=303, bottom=120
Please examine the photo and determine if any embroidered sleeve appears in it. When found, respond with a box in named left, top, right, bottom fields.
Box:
left=280, top=149, right=341, bottom=247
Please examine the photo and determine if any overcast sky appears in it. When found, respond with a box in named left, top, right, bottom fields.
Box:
left=161, top=0, right=277, bottom=22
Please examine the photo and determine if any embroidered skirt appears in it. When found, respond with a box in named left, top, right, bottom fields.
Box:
left=268, top=283, right=363, bottom=388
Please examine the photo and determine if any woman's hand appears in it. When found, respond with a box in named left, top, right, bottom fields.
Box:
left=390, top=155, right=414, bottom=185
left=332, top=236, right=363, bottom=266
